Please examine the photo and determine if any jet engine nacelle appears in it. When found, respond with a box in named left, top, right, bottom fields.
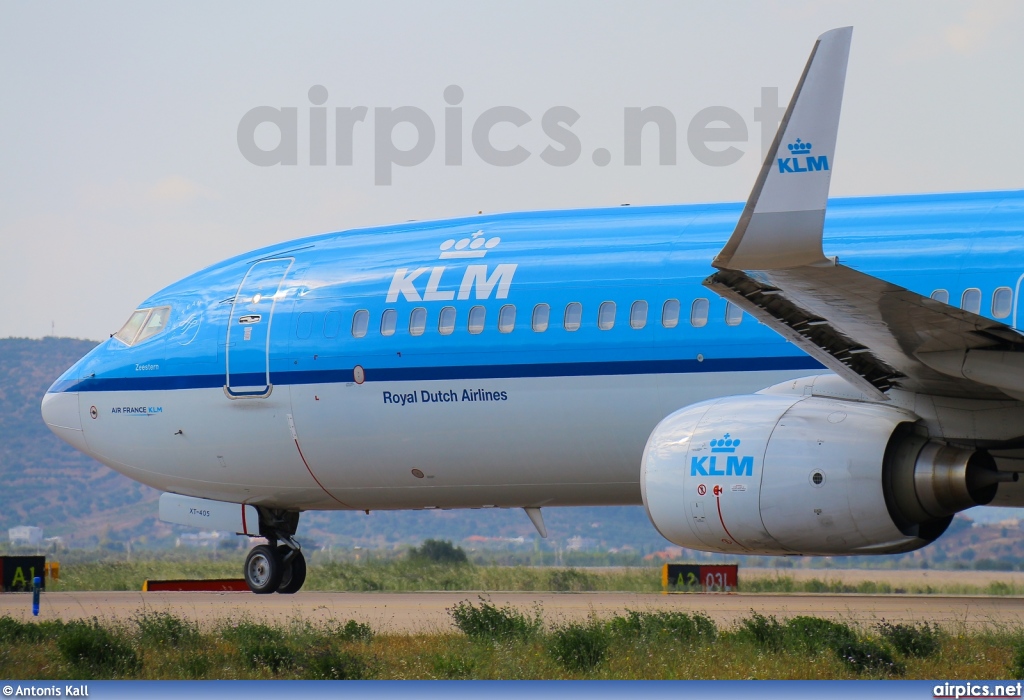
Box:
left=641, top=394, right=1010, bottom=556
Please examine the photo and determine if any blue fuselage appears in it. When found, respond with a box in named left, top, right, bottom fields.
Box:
left=44, top=190, right=1024, bottom=511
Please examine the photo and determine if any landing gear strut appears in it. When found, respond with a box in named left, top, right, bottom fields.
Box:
left=243, top=509, right=306, bottom=594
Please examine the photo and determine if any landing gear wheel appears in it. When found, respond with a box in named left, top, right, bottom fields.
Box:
left=245, top=544, right=282, bottom=594
left=276, top=545, right=307, bottom=594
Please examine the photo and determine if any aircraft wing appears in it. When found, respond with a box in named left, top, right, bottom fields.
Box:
left=706, top=27, right=1024, bottom=402
left=706, top=265, right=1024, bottom=400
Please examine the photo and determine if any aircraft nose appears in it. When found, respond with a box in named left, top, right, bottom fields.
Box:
left=41, top=391, right=90, bottom=453
left=41, top=391, right=81, bottom=430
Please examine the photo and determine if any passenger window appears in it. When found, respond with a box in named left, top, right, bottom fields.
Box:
left=438, top=306, right=456, bottom=335
left=930, top=289, right=949, bottom=305
left=725, top=302, right=743, bottom=326
left=380, top=308, right=397, bottom=336
left=961, top=288, right=981, bottom=315
left=598, top=301, right=616, bottom=330
left=564, top=302, right=582, bottom=331
left=690, top=298, right=709, bottom=327
left=532, top=303, right=550, bottom=332
left=662, top=299, right=680, bottom=329
left=468, top=305, right=486, bottom=334
left=993, top=287, right=1013, bottom=319
left=323, top=311, right=341, bottom=338
left=295, top=312, right=314, bottom=339
left=630, top=301, right=648, bottom=329
left=351, top=309, right=369, bottom=338
left=498, top=305, right=516, bottom=333
left=409, top=307, right=426, bottom=336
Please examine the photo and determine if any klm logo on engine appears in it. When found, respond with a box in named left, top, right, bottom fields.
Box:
left=690, top=433, right=754, bottom=477
left=386, top=230, right=518, bottom=302
left=777, top=138, right=828, bottom=174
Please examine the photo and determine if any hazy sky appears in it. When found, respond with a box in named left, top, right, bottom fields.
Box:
left=2, top=1, right=1022, bottom=340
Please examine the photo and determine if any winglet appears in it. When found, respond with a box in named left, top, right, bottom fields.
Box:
left=713, top=27, right=852, bottom=270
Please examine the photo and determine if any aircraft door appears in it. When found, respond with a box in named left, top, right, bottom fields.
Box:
left=225, top=258, right=293, bottom=398
left=1015, top=273, right=1024, bottom=330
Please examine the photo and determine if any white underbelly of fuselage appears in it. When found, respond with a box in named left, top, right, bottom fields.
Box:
left=74, top=369, right=815, bottom=510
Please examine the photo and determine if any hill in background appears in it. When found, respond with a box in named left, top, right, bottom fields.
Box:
left=3, top=336, right=1023, bottom=570
left=0, top=337, right=161, bottom=546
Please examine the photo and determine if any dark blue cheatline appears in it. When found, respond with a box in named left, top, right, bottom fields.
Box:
left=47, top=356, right=822, bottom=393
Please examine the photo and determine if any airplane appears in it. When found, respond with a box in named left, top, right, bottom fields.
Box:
left=41, top=26, right=1024, bottom=594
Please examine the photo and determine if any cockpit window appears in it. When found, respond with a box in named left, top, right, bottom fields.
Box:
left=135, top=306, right=171, bottom=343
left=113, top=306, right=172, bottom=346
left=114, top=311, right=149, bottom=345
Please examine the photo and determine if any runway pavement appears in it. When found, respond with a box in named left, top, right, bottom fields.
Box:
left=1, top=591, right=1022, bottom=632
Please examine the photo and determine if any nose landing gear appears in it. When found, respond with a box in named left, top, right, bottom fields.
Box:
left=242, top=509, right=307, bottom=594
left=276, top=541, right=307, bottom=594
left=244, top=544, right=282, bottom=594
left=243, top=538, right=308, bottom=594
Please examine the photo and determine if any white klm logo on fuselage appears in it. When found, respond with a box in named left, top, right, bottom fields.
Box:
left=386, top=230, right=518, bottom=302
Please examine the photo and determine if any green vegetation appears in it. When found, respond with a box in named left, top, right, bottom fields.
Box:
left=607, top=609, right=717, bottom=643
left=409, top=539, right=469, bottom=564
left=0, top=605, right=1021, bottom=679
left=736, top=610, right=787, bottom=651
left=449, top=597, right=542, bottom=642
left=1011, top=641, right=1024, bottom=680
left=49, top=558, right=242, bottom=592
left=133, top=610, right=200, bottom=648
left=548, top=618, right=610, bottom=671
left=735, top=574, right=1024, bottom=596
left=875, top=620, right=941, bottom=659
left=786, top=616, right=858, bottom=653
left=56, top=619, right=141, bottom=678
left=36, top=556, right=1024, bottom=596
left=833, top=637, right=904, bottom=676
left=44, top=556, right=664, bottom=593
left=728, top=611, right=941, bottom=677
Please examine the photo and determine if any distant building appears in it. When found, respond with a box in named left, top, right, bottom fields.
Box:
left=464, top=535, right=526, bottom=545
left=565, top=536, right=598, bottom=552
left=9, top=526, right=43, bottom=547
left=176, top=531, right=231, bottom=548
left=644, top=546, right=685, bottom=561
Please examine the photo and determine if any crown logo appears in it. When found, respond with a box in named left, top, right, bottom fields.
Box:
left=710, top=433, right=740, bottom=453
left=439, top=230, right=501, bottom=259
left=787, top=138, right=812, bottom=156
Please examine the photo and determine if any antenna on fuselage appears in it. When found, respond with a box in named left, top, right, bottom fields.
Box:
left=524, top=507, right=547, bottom=538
